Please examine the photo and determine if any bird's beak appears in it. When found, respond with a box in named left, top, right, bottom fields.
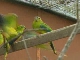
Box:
left=25, top=27, right=26, bottom=29
left=34, top=16, right=37, bottom=19
left=34, top=18, right=38, bottom=22
left=34, top=16, right=38, bottom=21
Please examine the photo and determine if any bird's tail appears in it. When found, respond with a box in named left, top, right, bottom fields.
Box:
left=49, top=41, right=57, bottom=55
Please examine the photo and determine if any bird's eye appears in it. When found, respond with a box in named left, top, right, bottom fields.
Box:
left=38, top=17, right=40, bottom=19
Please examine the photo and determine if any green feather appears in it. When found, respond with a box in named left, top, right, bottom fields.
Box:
left=16, top=25, right=26, bottom=34
left=4, top=13, right=18, bottom=28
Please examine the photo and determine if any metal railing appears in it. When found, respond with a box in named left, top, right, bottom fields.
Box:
left=19, top=0, right=80, bottom=19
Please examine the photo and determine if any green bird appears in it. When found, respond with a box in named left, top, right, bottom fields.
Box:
left=0, top=14, right=10, bottom=59
left=0, top=14, right=20, bottom=59
left=4, top=14, right=26, bottom=44
left=2, top=13, right=18, bottom=43
left=16, top=25, right=26, bottom=34
left=32, top=16, right=57, bottom=54
left=15, top=25, right=26, bottom=42
left=0, top=14, right=26, bottom=59
left=4, top=13, right=26, bottom=44
left=0, top=30, right=4, bottom=46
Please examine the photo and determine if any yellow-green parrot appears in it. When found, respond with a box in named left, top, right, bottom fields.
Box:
left=0, top=14, right=10, bottom=59
left=0, top=14, right=26, bottom=59
left=0, top=13, right=24, bottom=41
left=16, top=25, right=26, bottom=34
left=3, top=14, right=26, bottom=44
left=15, top=25, right=26, bottom=42
left=0, top=30, right=4, bottom=46
left=3, top=14, right=18, bottom=43
left=0, top=14, right=20, bottom=59
left=32, top=16, right=57, bottom=54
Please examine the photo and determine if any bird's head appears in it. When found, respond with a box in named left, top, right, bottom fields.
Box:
left=5, top=13, right=18, bottom=20
left=34, top=16, right=43, bottom=22
left=4, top=13, right=18, bottom=25
left=17, top=25, right=26, bottom=30
left=0, top=30, right=3, bottom=33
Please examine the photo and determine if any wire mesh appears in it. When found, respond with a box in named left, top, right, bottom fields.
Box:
left=18, top=0, right=80, bottom=19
